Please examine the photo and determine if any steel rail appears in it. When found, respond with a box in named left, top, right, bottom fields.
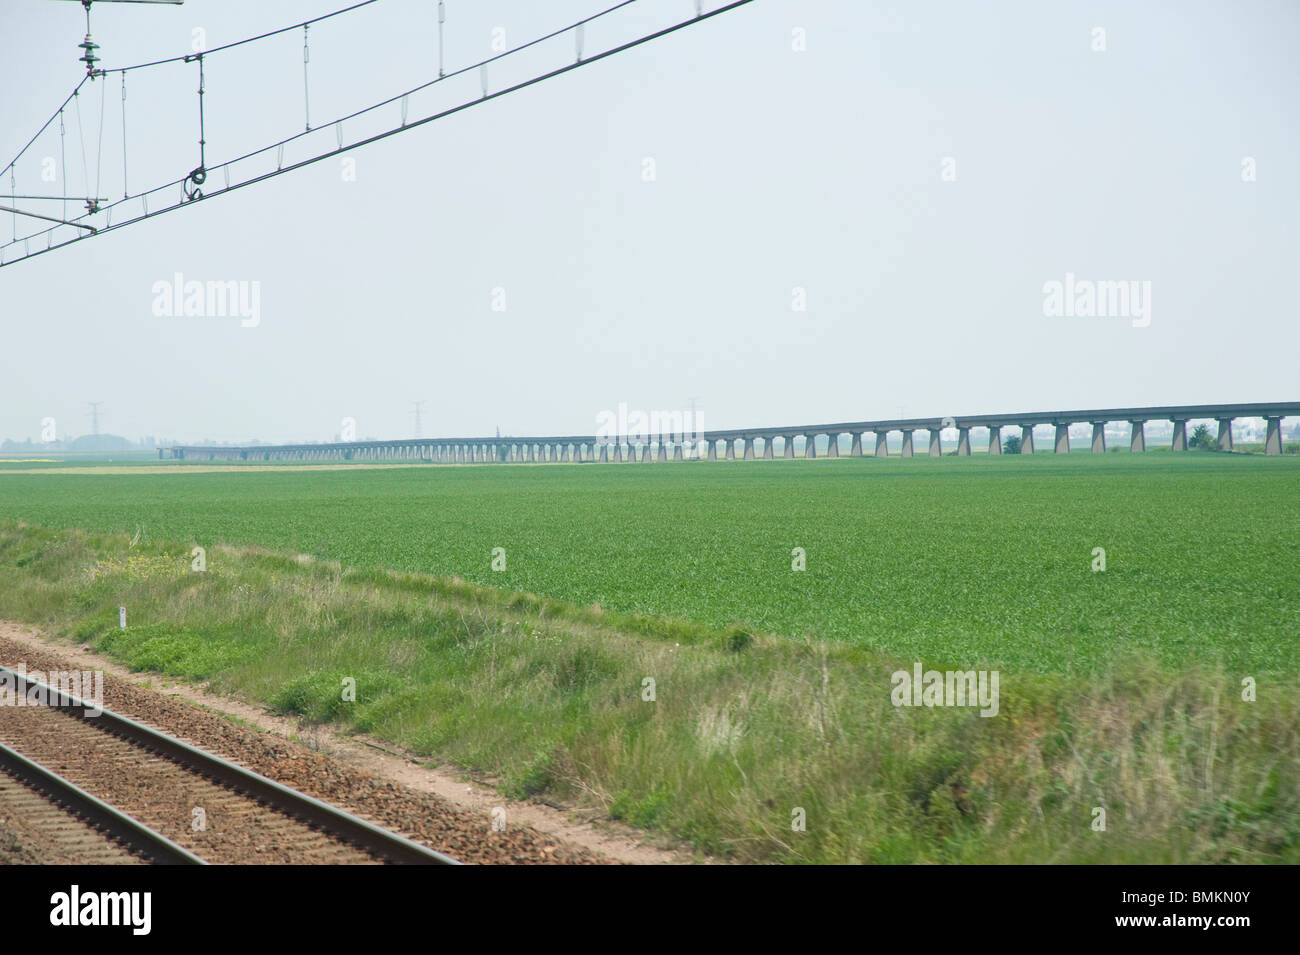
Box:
left=0, top=663, right=461, bottom=865
left=0, top=738, right=207, bottom=865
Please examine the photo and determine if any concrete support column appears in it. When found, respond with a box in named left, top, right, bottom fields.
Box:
left=826, top=434, right=839, bottom=458
left=707, top=440, right=718, bottom=461
left=1020, top=425, right=1035, bottom=455
left=784, top=436, right=795, bottom=459
left=1265, top=417, right=1283, bottom=455
left=929, top=429, right=942, bottom=456
left=850, top=432, right=863, bottom=456
left=741, top=437, right=753, bottom=460
left=1129, top=422, right=1145, bottom=453
left=762, top=437, right=774, bottom=460
left=1216, top=419, right=1234, bottom=451
left=1054, top=424, right=1070, bottom=454
left=599, top=444, right=609, bottom=462
left=957, top=428, right=971, bottom=456
left=613, top=443, right=623, bottom=462
left=900, top=430, right=914, bottom=457
left=669, top=442, right=680, bottom=461
left=806, top=435, right=817, bottom=459
left=875, top=431, right=889, bottom=457
left=657, top=441, right=668, bottom=462
left=725, top=439, right=736, bottom=460
left=988, top=427, right=1002, bottom=455
left=1091, top=423, right=1106, bottom=454
left=1171, top=419, right=1188, bottom=452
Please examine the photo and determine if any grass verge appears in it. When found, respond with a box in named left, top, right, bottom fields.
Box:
left=0, top=520, right=1295, bottom=863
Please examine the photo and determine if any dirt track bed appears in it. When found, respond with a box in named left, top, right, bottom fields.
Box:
left=0, top=635, right=607, bottom=865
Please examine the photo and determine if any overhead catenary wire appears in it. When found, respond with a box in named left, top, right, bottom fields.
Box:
left=0, top=0, right=754, bottom=268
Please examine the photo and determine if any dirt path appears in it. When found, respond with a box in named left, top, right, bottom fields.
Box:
left=0, top=621, right=693, bottom=865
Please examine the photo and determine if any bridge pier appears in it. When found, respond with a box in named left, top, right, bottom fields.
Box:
left=805, top=435, right=817, bottom=459
left=1020, top=425, right=1035, bottom=454
left=762, top=437, right=774, bottom=460
left=1171, top=419, right=1188, bottom=451
left=1129, top=422, right=1144, bottom=453
left=957, top=427, right=971, bottom=456
left=1217, top=418, right=1234, bottom=451
left=707, top=440, right=718, bottom=461
left=826, top=434, right=839, bottom=458
left=1266, top=417, right=1283, bottom=455
left=875, top=431, right=889, bottom=457
left=900, top=430, right=914, bottom=457
left=1054, top=424, right=1070, bottom=454
left=850, top=432, right=863, bottom=456
left=784, top=435, right=795, bottom=458
left=1091, top=423, right=1106, bottom=454
left=743, top=437, right=755, bottom=460
left=988, top=427, right=1002, bottom=455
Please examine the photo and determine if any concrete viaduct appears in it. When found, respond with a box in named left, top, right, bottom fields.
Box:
left=164, top=402, right=1299, bottom=463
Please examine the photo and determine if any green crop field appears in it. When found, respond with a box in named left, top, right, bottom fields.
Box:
left=2, top=452, right=1298, bottom=863
left=2, top=453, right=1297, bottom=674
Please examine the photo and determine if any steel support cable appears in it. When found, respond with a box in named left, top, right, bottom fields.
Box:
left=4, top=0, right=641, bottom=242
left=303, top=24, right=311, bottom=132
left=112, top=0, right=380, bottom=74
left=60, top=110, right=66, bottom=220
left=4, top=0, right=633, bottom=190
left=1, top=75, right=89, bottom=182
left=72, top=89, right=89, bottom=199
left=121, top=73, right=128, bottom=198
left=95, top=76, right=107, bottom=207
left=1, top=0, right=754, bottom=266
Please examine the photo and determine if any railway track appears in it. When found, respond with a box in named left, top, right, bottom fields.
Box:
left=0, top=664, right=459, bottom=865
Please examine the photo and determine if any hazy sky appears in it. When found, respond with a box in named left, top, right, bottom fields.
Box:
left=2, top=0, right=1297, bottom=444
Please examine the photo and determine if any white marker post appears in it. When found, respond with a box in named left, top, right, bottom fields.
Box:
left=119, top=606, right=127, bottom=630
